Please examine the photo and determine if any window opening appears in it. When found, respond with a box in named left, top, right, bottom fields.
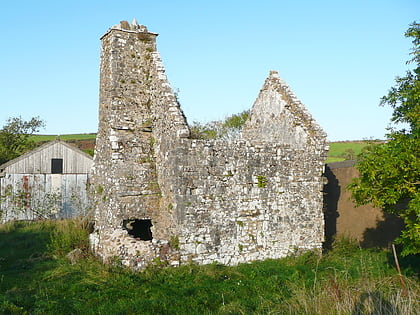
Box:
left=122, top=219, right=153, bottom=240
left=51, top=158, right=63, bottom=174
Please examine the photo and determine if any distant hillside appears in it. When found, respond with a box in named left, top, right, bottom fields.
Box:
left=327, top=141, right=380, bottom=163
left=31, top=134, right=381, bottom=162
left=31, top=134, right=96, bottom=156
left=31, top=133, right=97, bottom=142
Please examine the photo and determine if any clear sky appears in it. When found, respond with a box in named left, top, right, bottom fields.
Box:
left=1, top=0, right=418, bottom=141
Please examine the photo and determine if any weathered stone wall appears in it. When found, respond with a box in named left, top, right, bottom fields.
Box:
left=90, top=20, right=328, bottom=269
left=160, top=139, right=326, bottom=265
left=242, top=71, right=325, bottom=149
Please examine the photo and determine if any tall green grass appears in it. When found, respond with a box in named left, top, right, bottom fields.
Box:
left=0, top=219, right=418, bottom=314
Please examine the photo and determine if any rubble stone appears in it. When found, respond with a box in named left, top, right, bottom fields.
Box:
left=90, top=20, right=328, bottom=269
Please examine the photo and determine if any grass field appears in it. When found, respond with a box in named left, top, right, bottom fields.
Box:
left=30, top=133, right=97, bottom=143
left=328, top=141, right=376, bottom=158
left=0, top=219, right=418, bottom=314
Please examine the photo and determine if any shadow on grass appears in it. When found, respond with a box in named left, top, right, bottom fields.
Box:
left=352, top=291, right=398, bottom=315
left=0, top=221, right=53, bottom=261
left=0, top=221, right=65, bottom=312
left=0, top=220, right=56, bottom=289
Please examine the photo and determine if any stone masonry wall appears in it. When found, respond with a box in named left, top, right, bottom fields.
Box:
left=160, top=139, right=326, bottom=265
left=242, top=71, right=325, bottom=149
left=90, top=20, right=328, bottom=269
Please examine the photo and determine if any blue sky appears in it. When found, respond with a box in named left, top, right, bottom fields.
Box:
left=1, top=1, right=418, bottom=141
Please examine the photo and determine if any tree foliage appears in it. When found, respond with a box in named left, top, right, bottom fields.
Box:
left=349, top=22, right=420, bottom=255
left=189, top=110, right=250, bottom=140
left=0, top=116, right=45, bottom=165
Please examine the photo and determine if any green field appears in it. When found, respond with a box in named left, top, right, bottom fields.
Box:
left=30, top=133, right=97, bottom=143
left=328, top=141, right=371, bottom=157
left=326, top=141, right=379, bottom=163
left=0, top=219, right=418, bottom=314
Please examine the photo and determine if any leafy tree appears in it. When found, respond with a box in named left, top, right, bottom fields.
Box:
left=0, top=116, right=45, bottom=165
left=349, top=22, right=420, bottom=256
left=189, top=120, right=219, bottom=140
left=189, top=110, right=250, bottom=140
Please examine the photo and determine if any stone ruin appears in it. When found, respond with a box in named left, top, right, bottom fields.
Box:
left=89, top=20, right=328, bottom=269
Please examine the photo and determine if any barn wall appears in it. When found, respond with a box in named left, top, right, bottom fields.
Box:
left=0, top=141, right=93, bottom=223
left=3, top=142, right=92, bottom=174
left=0, top=173, right=91, bottom=223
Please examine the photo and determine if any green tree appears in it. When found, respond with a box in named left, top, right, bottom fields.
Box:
left=0, top=116, right=45, bottom=165
left=349, top=22, right=420, bottom=255
left=189, top=110, right=250, bottom=140
left=189, top=120, right=219, bottom=140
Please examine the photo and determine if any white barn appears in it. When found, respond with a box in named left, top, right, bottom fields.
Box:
left=0, top=140, right=93, bottom=223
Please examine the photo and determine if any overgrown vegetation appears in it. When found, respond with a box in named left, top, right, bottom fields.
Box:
left=189, top=110, right=250, bottom=140
left=0, top=219, right=419, bottom=314
left=349, top=22, right=420, bottom=256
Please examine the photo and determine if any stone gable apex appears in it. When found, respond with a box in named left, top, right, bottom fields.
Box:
left=242, top=70, right=326, bottom=148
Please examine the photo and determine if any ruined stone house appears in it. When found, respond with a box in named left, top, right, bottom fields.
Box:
left=90, top=20, right=328, bottom=269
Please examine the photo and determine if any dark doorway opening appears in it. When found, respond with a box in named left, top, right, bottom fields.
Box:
left=122, top=219, right=153, bottom=240
left=51, top=158, right=63, bottom=174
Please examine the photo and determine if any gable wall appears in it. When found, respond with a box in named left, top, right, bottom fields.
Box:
left=3, top=142, right=92, bottom=174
